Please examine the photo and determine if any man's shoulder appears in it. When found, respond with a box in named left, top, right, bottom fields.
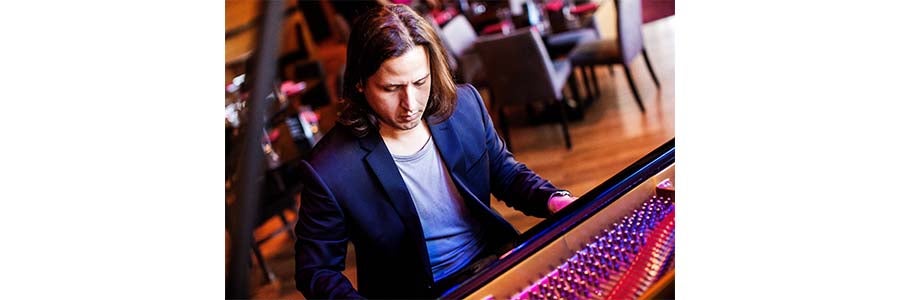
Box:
left=449, top=83, right=486, bottom=122
left=454, top=83, right=480, bottom=106
left=305, top=124, right=363, bottom=171
left=447, top=83, right=482, bottom=117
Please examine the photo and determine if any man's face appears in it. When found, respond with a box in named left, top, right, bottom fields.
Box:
left=362, top=45, right=432, bottom=133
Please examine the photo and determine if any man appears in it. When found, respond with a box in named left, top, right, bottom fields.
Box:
left=294, top=4, right=577, bottom=299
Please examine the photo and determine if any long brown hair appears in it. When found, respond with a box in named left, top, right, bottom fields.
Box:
left=339, top=4, right=457, bottom=137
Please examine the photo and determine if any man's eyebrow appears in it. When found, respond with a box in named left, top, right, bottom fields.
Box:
left=384, top=74, right=430, bottom=86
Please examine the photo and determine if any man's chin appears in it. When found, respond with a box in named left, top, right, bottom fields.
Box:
left=385, top=120, right=420, bottom=131
left=399, top=121, right=420, bottom=130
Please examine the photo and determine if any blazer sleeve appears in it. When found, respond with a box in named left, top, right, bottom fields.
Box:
left=463, top=84, right=558, bottom=218
left=293, top=160, right=364, bottom=299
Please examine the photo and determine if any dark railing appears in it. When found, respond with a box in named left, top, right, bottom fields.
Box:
left=225, top=1, right=284, bottom=299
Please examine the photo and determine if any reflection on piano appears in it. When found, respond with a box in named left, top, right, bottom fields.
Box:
left=442, top=139, right=675, bottom=300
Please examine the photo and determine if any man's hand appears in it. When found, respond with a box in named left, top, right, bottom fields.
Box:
left=548, top=194, right=578, bottom=214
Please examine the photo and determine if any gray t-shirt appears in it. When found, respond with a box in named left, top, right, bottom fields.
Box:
left=392, top=136, right=486, bottom=281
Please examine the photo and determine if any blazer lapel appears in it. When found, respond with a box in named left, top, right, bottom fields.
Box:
left=358, top=131, right=434, bottom=281
left=431, top=117, right=522, bottom=252
left=428, top=116, right=467, bottom=176
left=359, top=132, right=424, bottom=234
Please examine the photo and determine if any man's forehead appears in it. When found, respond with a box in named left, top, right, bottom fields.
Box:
left=375, top=47, right=430, bottom=82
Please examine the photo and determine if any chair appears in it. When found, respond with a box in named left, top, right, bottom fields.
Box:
left=545, top=0, right=600, bottom=36
left=568, top=0, right=660, bottom=112
left=474, top=28, right=574, bottom=151
left=539, top=0, right=603, bottom=105
left=436, top=15, right=489, bottom=88
left=277, top=11, right=334, bottom=109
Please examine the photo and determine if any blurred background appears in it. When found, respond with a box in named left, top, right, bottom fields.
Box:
left=224, top=0, right=674, bottom=298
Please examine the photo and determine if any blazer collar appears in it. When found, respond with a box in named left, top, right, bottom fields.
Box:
left=356, top=117, right=468, bottom=224
left=356, top=116, right=470, bottom=222
left=357, top=116, right=467, bottom=176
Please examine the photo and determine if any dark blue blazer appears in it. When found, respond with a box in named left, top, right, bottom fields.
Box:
left=294, top=84, right=558, bottom=299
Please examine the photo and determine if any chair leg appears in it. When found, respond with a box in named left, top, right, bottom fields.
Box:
left=557, top=98, right=572, bottom=149
left=277, top=211, right=295, bottom=241
left=589, top=65, right=600, bottom=102
left=642, top=48, right=661, bottom=88
left=622, top=65, right=646, bottom=113
left=497, top=106, right=513, bottom=152
left=566, top=72, right=582, bottom=111
left=252, top=242, right=277, bottom=284
left=580, top=66, right=594, bottom=103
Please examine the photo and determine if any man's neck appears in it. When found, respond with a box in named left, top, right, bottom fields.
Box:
left=381, top=123, right=431, bottom=156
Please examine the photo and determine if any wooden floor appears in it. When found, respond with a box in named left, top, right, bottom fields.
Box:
left=235, top=16, right=675, bottom=299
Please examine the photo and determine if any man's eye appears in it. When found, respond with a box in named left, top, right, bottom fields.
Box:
left=414, top=80, right=426, bottom=86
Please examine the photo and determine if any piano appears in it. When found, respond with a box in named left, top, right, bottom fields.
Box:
left=441, top=139, right=676, bottom=300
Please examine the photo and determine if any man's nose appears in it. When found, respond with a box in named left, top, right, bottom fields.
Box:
left=401, top=85, right=417, bottom=110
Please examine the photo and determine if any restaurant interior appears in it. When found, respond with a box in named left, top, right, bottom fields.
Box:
left=225, top=0, right=675, bottom=298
